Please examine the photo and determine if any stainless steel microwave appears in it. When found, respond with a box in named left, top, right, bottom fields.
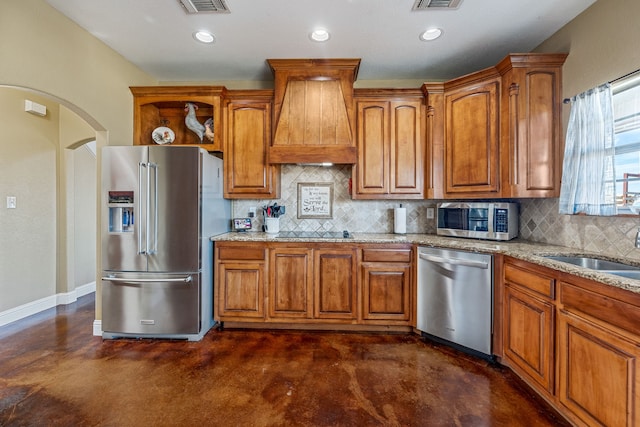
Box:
left=436, top=202, right=519, bottom=241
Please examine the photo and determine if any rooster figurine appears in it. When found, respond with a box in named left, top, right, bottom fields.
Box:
left=184, top=103, right=205, bottom=142
left=204, top=118, right=214, bottom=142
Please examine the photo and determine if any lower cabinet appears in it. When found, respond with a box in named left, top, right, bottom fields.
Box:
left=361, top=248, right=412, bottom=323
left=215, top=241, right=413, bottom=328
left=269, top=247, right=313, bottom=319
left=557, top=309, right=640, bottom=427
left=502, top=256, right=640, bottom=427
left=215, top=245, right=267, bottom=320
left=313, top=248, right=358, bottom=320
left=502, top=260, right=556, bottom=397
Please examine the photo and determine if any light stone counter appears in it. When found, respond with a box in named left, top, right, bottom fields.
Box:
left=211, top=232, right=640, bottom=294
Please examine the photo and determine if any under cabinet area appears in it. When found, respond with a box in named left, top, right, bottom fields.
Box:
left=214, top=241, right=413, bottom=329
left=501, top=256, right=640, bottom=427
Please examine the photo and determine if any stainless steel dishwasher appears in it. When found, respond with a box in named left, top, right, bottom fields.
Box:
left=417, top=247, right=493, bottom=357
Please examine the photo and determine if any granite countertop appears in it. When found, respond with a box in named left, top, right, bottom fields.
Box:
left=211, top=232, right=640, bottom=294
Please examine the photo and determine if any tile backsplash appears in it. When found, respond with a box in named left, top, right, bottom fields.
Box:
left=519, top=198, right=640, bottom=260
left=232, top=165, right=640, bottom=260
left=232, top=165, right=437, bottom=234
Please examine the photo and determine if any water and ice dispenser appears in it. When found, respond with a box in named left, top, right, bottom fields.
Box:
left=108, top=191, right=134, bottom=233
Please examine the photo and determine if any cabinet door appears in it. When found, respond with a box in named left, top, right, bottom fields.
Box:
left=503, top=285, right=555, bottom=395
left=498, top=55, right=566, bottom=198
left=557, top=310, right=640, bottom=427
left=390, top=100, right=423, bottom=196
left=217, top=262, right=265, bottom=319
left=224, top=100, right=280, bottom=199
left=269, top=248, right=313, bottom=319
left=314, top=249, right=358, bottom=320
left=444, top=79, right=500, bottom=197
left=361, top=262, right=411, bottom=323
left=354, top=99, right=424, bottom=199
left=356, top=101, right=390, bottom=196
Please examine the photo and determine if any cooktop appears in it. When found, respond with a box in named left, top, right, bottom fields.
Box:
left=276, top=230, right=352, bottom=239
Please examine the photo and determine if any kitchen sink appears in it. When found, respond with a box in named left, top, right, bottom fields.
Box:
left=543, top=255, right=640, bottom=280
left=543, top=255, right=640, bottom=271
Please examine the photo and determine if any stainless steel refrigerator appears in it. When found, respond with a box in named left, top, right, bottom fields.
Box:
left=101, top=146, right=230, bottom=341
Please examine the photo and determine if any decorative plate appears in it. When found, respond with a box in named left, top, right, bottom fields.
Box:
left=152, top=127, right=175, bottom=145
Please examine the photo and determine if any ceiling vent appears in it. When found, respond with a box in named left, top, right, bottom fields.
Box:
left=178, top=0, right=230, bottom=13
left=412, top=0, right=462, bottom=10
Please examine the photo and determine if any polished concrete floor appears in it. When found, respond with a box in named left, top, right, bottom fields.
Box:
left=0, top=294, right=568, bottom=426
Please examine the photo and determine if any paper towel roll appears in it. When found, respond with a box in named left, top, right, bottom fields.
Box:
left=394, top=207, right=406, bottom=234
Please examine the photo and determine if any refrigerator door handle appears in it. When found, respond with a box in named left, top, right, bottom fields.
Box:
left=102, top=275, right=193, bottom=283
left=150, top=162, right=158, bottom=255
left=138, top=162, right=147, bottom=255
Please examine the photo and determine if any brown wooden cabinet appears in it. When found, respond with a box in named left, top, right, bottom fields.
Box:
left=557, top=278, right=640, bottom=427
left=223, top=91, right=280, bottom=199
left=215, top=243, right=267, bottom=320
left=497, top=54, right=568, bottom=198
left=130, top=86, right=224, bottom=151
left=443, top=71, right=501, bottom=198
left=269, top=247, right=313, bottom=319
left=361, top=247, right=412, bottom=324
left=422, top=83, right=445, bottom=199
left=501, top=257, right=640, bottom=426
left=314, top=248, right=358, bottom=321
left=353, top=90, right=424, bottom=199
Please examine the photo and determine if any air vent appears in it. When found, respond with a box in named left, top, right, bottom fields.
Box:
left=412, top=0, right=462, bottom=10
left=178, top=0, right=230, bottom=13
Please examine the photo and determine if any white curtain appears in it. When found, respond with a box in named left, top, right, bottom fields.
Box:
left=559, top=83, right=616, bottom=215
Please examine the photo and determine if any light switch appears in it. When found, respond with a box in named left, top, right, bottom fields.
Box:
left=7, top=196, right=17, bottom=209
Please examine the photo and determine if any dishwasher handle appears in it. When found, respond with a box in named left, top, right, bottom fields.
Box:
left=419, top=253, right=489, bottom=269
left=102, top=275, right=193, bottom=283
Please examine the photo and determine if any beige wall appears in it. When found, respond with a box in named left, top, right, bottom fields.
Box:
left=523, top=0, right=640, bottom=257
left=0, top=0, right=155, bottom=318
left=0, top=89, right=58, bottom=311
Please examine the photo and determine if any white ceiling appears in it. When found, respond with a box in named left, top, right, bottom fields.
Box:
left=45, top=0, right=596, bottom=83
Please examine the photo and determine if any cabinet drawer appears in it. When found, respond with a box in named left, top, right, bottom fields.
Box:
left=504, top=263, right=555, bottom=299
left=218, top=246, right=266, bottom=261
left=560, top=281, right=640, bottom=335
left=362, top=249, right=411, bottom=263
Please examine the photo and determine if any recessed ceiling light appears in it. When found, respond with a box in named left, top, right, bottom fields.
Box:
left=309, top=28, right=330, bottom=42
left=193, top=30, right=215, bottom=44
left=419, top=28, right=443, bottom=41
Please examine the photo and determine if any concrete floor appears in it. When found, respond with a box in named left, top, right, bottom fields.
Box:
left=0, top=294, right=568, bottom=426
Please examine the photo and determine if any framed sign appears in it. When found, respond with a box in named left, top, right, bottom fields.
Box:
left=297, top=182, right=333, bottom=219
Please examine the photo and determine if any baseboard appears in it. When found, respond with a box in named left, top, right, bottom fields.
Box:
left=0, top=281, right=96, bottom=328
left=93, top=320, right=102, bottom=337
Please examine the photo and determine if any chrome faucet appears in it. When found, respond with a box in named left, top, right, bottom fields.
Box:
left=636, top=227, right=640, bottom=248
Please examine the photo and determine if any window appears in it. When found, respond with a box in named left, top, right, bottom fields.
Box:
left=613, top=73, right=640, bottom=213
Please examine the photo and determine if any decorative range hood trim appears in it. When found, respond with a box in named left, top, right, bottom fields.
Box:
left=267, top=58, right=361, bottom=164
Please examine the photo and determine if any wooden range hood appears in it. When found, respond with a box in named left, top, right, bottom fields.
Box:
left=267, top=58, right=360, bottom=164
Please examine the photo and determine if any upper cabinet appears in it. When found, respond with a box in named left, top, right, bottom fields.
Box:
left=424, top=53, right=567, bottom=199
left=353, top=89, right=425, bottom=199
left=130, top=86, right=225, bottom=152
left=496, top=54, right=568, bottom=198
left=443, top=70, right=501, bottom=198
left=223, top=91, right=280, bottom=199
left=267, top=59, right=360, bottom=164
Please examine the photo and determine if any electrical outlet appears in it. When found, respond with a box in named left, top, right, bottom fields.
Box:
left=6, top=196, right=17, bottom=209
left=248, top=207, right=256, bottom=218
left=426, top=207, right=434, bottom=219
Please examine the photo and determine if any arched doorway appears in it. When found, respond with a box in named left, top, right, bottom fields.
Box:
left=0, top=86, right=105, bottom=328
